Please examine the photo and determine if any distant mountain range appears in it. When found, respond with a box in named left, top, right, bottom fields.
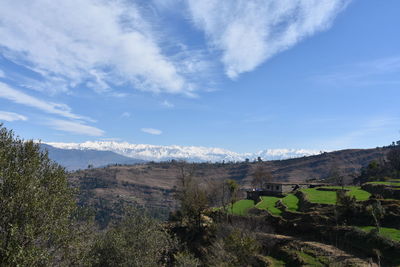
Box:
left=43, top=141, right=321, bottom=169
left=41, top=144, right=145, bottom=170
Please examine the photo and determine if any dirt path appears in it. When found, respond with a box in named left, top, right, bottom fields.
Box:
left=256, top=233, right=378, bottom=267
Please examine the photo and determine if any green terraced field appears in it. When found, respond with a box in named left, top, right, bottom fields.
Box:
left=230, top=186, right=369, bottom=215
left=345, top=186, right=371, bottom=200
left=256, top=196, right=282, bottom=215
left=229, top=199, right=255, bottom=215
left=282, top=194, right=299, bottom=211
left=359, top=226, right=400, bottom=242
left=301, top=186, right=371, bottom=205
left=301, top=188, right=337, bottom=204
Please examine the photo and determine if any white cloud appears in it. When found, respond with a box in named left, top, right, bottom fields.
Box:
left=0, top=69, right=5, bottom=78
left=0, top=111, right=27, bottom=121
left=0, top=82, right=93, bottom=121
left=186, top=0, right=350, bottom=78
left=121, top=112, right=131, bottom=118
left=162, top=100, right=174, bottom=108
left=0, top=0, right=197, bottom=95
left=141, top=128, right=162, bottom=135
left=47, top=119, right=104, bottom=136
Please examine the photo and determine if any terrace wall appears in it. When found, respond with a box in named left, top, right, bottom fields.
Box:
left=362, top=184, right=400, bottom=200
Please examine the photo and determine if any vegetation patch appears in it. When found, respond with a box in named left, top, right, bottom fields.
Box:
left=300, top=188, right=337, bottom=204
left=301, top=186, right=370, bottom=204
left=278, top=247, right=329, bottom=267
left=264, top=256, right=286, bottom=266
left=358, top=226, right=400, bottom=242
left=255, top=196, right=282, bottom=215
left=282, top=194, right=299, bottom=211
left=297, top=251, right=325, bottom=267
left=229, top=200, right=255, bottom=215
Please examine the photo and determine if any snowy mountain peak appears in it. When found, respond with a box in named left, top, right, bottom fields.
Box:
left=45, top=141, right=321, bottom=162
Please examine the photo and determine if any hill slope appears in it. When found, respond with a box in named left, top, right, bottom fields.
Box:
left=69, top=146, right=389, bottom=221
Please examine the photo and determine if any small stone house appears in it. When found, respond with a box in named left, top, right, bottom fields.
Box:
left=263, top=182, right=309, bottom=194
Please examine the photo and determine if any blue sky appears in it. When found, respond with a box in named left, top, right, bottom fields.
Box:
left=0, top=0, right=399, bottom=153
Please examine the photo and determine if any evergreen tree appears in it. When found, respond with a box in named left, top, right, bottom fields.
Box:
left=0, top=125, right=84, bottom=266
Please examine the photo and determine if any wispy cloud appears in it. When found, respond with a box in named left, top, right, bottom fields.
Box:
left=186, top=0, right=350, bottom=78
left=0, top=82, right=93, bottom=121
left=121, top=112, right=131, bottom=118
left=326, top=116, right=400, bottom=149
left=162, top=100, right=174, bottom=108
left=0, top=0, right=202, bottom=95
left=313, top=56, right=400, bottom=87
left=141, top=128, right=162, bottom=135
left=47, top=119, right=104, bottom=137
left=0, top=69, right=5, bottom=78
left=0, top=111, right=27, bottom=121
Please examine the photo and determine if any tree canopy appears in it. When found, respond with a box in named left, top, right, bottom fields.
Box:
left=0, top=125, right=80, bottom=265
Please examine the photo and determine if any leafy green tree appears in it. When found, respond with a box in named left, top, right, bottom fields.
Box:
left=355, top=142, right=400, bottom=184
left=387, top=144, right=400, bottom=172
left=366, top=200, right=385, bottom=232
left=0, top=125, right=85, bottom=266
left=217, top=179, right=240, bottom=214
left=335, top=190, right=357, bottom=224
left=355, top=159, right=387, bottom=184
left=226, top=179, right=239, bottom=213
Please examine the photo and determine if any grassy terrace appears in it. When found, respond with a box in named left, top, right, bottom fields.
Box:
left=230, top=186, right=370, bottom=215
left=300, top=186, right=371, bottom=205
left=256, top=196, right=282, bottom=215
left=229, top=200, right=255, bottom=215
left=231, top=194, right=300, bottom=216
left=358, top=226, right=400, bottom=242
left=282, top=194, right=299, bottom=211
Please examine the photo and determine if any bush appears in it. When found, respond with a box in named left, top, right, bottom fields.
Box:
left=206, top=226, right=261, bottom=266
left=88, top=207, right=176, bottom=266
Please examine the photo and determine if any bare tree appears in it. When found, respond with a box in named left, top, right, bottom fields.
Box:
left=173, top=161, right=209, bottom=230
left=328, top=164, right=344, bottom=189
left=251, top=164, right=272, bottom=189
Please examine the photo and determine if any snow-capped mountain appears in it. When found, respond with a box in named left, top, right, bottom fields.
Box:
left=45, top=141, right=321, bottom=162
left=253, top=148, right=322, bottom=161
